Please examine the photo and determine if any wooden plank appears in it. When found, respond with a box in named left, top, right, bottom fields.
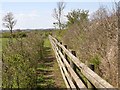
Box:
left=58, top=42, right=114, bottom=88
left=52, top=39, right=76, bottom=89
left=50, top=36, right=85, bottom=89
left=87, top=64, right=95, bottom=88
left=57, top=49, right=87, bottom=88
left=58, top=53, right=76, bottom=89
left=49, top=35, right=115, bottom=89
left=49, top=37, right=70, bottom=88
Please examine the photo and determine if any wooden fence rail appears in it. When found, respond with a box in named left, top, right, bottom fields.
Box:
left=49, top=35, right=116, bottom=89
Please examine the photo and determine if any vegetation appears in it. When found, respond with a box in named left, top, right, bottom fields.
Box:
left=61, top=6, right=118, bottom=87
left=2, top=30, right=65, bottom=88
left=66, top=9, right=89, bottom=26
left=89, top=54, right=101, bottom=70
left=1, top=2, right=119, bottom=88
left=2, top=31, right=45, bottom=88
left=2, top=31, right=27, bottom=38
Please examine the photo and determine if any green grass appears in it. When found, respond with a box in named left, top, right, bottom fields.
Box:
left=2, top=38, right=9, bottom=48
left=0, top=38, right=2, bottom=59
left=0, top=38, right=2, bottom=50
left=89, top=54, right=101, bottom=68
left=37, top=36, right=66, bottom=88
left=0, top=38, right=20, bottom=55
left=54, top=29, right=67, bottom=41
left=2, top=38, right=21, bottom=48
left=44, top=38, right=51, bottom=47
left=0, top=38, right=7, bottom=53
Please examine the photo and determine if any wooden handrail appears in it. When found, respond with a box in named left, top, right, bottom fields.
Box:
left=49, top=36, right=70, bottom=88
left=49, top=35, right=115, bottom=89
left=50, top=36, right=87, bottom=89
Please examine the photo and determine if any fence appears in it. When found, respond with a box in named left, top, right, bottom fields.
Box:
left=49, top=35, right=116, bottom=89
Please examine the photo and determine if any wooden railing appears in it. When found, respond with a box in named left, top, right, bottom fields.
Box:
left=49, top=35, right=116, bottom=89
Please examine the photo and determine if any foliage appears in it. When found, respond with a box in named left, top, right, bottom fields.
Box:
left=2, top=32, right=11, bottom=38
left=13, top=32, right=27, bottom=38
left=2, top=31, right=45, bottom=88
left=89, top=54, right=101, bottom=68
left=2, top=31, right=27, bottom=38
left=66, top=9, right=89, bottom=26
left=62, top=6, right=118, bottom=86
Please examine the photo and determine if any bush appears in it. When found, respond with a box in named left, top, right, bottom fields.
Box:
left=2, top=31, right=45, bottom=88
left=2, top=32, right=11, bottom=38
left=89, top=54, right=101, bottom=68
left=62, top=6, right=118, bottom=86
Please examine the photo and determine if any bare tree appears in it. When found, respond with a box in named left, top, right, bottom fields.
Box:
left=2, top=12, right=17, bottom=37
left=53, top=2, right=66, bottom=30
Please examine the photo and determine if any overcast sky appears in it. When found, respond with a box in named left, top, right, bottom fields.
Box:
left=0, top=0, right=118, bottom=30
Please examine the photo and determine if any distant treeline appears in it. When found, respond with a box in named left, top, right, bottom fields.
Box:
left=2, top=31, right=27, bottom=38
left=1, top=29, right=56, bottom=38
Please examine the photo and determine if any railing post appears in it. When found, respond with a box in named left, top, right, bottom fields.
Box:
left=64, top=45, right=70, bottom=64
left=70, top=50, right=78, bottom=88
left=87, top=64, right=95, bottom=89
left=70, top=51, right=77, bottom=73
left=89, top=64, right=94, bottom=71
left=60, top=42, right=63, bottom=54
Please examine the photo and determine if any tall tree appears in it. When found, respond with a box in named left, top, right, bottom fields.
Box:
left=2, top=12, right=17, bottom=37
left=53, top=2, right=66, bottom=30
left=66, top=9, right=89, bottom=26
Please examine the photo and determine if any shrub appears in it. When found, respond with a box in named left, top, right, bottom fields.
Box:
left=2, top=31, right=45, bottom=88
left=89, top=54, right=101, bottom=68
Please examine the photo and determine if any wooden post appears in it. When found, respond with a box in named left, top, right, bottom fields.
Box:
left=70, top=50, right=78, bottom=88
left=60, top=42, right=63, bottom=54
left=60, top=42, right=62, bottom=44
left=89, top=64, right=94, bottom=71
left=87, top=64, right=95, bottom=89
left=64, top=45, right=70, bottom=64
left=64, top=45, right=67, bottom=49
left=70, top=51, right=77, bottom=73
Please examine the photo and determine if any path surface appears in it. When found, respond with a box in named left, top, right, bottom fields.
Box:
left=36, top=38, right=65, bottom=88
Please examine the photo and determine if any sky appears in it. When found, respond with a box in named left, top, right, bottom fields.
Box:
left=0, top=0, right=119, bottom=30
